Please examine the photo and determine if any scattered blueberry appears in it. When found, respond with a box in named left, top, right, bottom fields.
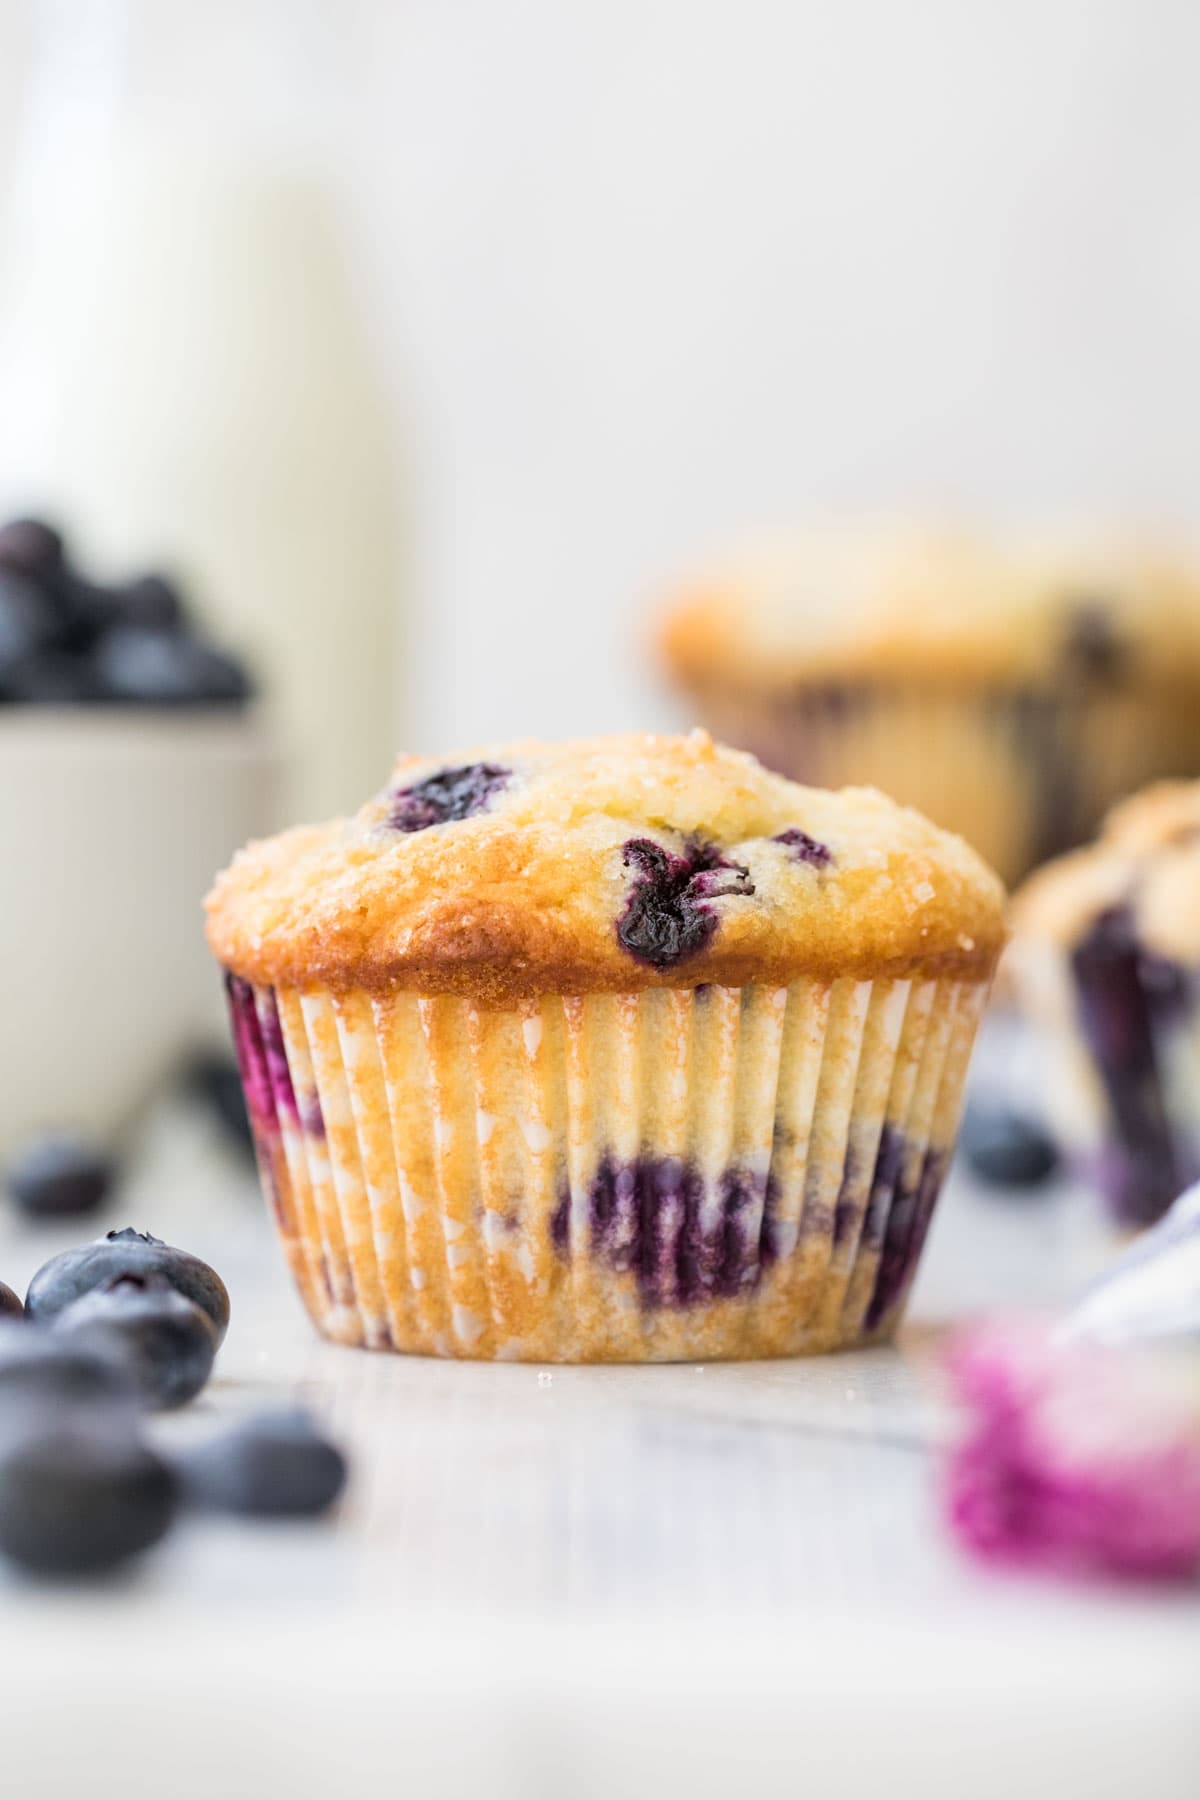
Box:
left=617, top=837, right=754, bottom=968
left=5, top=1134, right=114, bottom=1219
left=53, top=1274, right=218, bottom=1411
left=960, top=1103, right=1060, bottom=1189
left=177, top=1409, right=348, bottom=1517
left=0, top=1284, right=22, bottom=1320
left=773, top=827, right=833, bottom=869
left=185, top=1052, right=254, bottom=1158
left=93, top=624, right=254, bottom=707
left=0, top=517, right=64, bottom=579
left=0, top=1319, right=140, bottom=1415
left=388, top=762, right=511, bottom=831
left=0, top=1415, right=175, bottom=1575
left=26, top=1228, right=231, bottom=1346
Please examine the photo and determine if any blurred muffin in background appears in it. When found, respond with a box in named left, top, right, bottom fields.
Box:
left=1010, top=782, right=1200, bottom=1229
left=656, top=523, right=1200, bottom=884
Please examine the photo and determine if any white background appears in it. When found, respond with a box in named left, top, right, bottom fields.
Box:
left=3, top=0, right=1200, bottom=751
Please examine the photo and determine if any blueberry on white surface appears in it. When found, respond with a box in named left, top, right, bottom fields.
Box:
left=5, top=1134, right=114, bottom=1220
left=0, top=1320, right=140, bottom=1415
left=177, top=1409, right=348, bottom=1517
left=0, top=1283, right=22, bottom=1321
left=960, top=1103, right=1060, bottom=1189
left=52, top=1274, right=219, bottom=1411
left=0, top=1415, right=175, bottom=1576
left=26, top=1228, right=231, bottom=1345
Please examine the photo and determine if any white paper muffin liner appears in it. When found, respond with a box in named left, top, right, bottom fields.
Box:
left=688, top=684, right=1200, bottom=885
left=226, top=971, right=988, bottom=1361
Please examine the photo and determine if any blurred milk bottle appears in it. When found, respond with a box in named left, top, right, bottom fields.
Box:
left=0, top=0, right=400, bottom=819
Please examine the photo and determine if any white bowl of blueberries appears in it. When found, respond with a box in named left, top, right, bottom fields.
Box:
left=0, top=516, right=280, bottom=1156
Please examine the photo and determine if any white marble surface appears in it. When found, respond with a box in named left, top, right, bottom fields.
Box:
left=2, top=1101, right=1197, bottom=1798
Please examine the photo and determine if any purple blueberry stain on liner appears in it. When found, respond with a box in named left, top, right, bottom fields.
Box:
left=617, top=838, right=754, bottom=969
left=555, top=1153, right=778, bottom=1309
left=258, top=992, right=300, bottom=1126
left=773, top=827, right=833, bottom=869
left=548, top=1126, right=957, bottom=1320
left=224, top=974, right=276, bottom=1130
left=388, top=762, right=511, bottom=832
left=1070, top=906, right=1195, bottom=1227
left=549, top=1190, right=570, bottom=1258
left=864, top=1143, right=947, bottom=1331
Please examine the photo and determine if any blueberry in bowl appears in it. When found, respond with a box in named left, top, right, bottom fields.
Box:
left=92, top=623, right=254, bottom=708
left=0, top=516, right=255, bottom=712
left=109, top=572, right=187, bottom=633
left=26, top=1228, right=230, bottom=1346
left=0, top=517, right=65, bottom=580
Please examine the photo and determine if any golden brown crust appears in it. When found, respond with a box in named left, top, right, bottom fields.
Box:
left=207, top=730, right=1006, bottom=999
left=657, top=523, right=1200, bottom=694
left=1013, top=779, right=1200, bottom=961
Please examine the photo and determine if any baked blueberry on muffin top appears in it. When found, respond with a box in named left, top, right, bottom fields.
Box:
left=208, top=730, right=1004, bottom=1361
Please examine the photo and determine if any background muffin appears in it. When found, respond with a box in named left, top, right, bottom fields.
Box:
left=207, top=730, right=1004, bottom=1363
left=1011, top=781, right=1200, bottom=1227
left=657, top=523, right=1200, bottom=885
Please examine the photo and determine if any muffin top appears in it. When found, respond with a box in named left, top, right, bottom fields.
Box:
left=658, top=523, right=1200, bottom=692
left=207, top=730, right=1005, bottom=1003
left=1013, top=781, right=1200, bottom=964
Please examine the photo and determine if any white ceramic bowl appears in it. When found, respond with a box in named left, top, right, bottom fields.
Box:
left=0, top=709, right=281, bottom=1154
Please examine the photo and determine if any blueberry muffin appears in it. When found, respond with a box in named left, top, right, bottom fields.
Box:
left=1012, top=782, right=1200, bottom=1229
left=207, top=730, right=1004, bottom=1360
left=657, top=524, right=1200, bottom=884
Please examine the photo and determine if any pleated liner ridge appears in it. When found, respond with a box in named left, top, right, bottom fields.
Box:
left=226, top=972, right=987, bottom=1362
